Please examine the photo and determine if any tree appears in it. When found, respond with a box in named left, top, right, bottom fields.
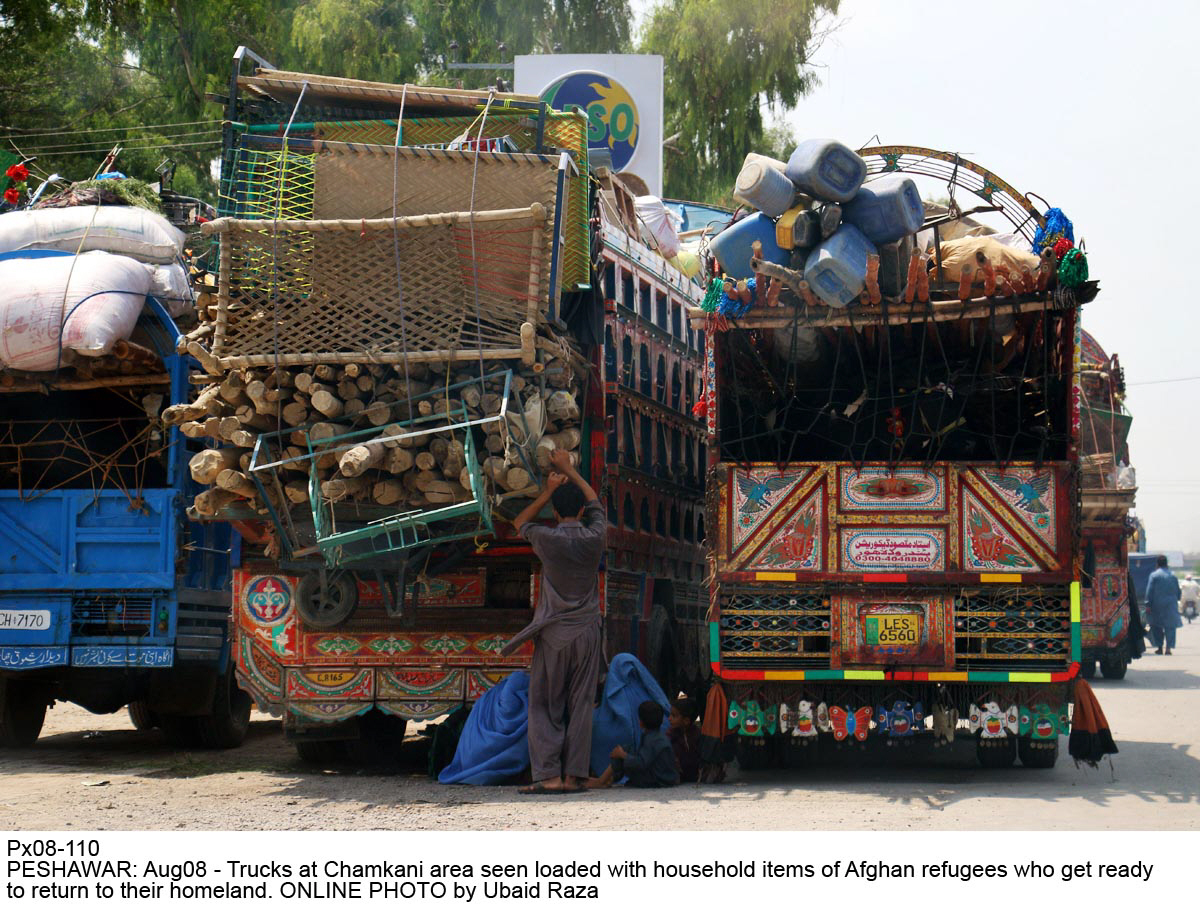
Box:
left=640, top=0, right=838, bottom=202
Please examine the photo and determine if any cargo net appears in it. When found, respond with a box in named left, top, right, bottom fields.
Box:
left=0, top=388, right=168, bottom=499
left=221, top=110, right=589, bottom=288
left=200, top=206, right=547, bottom=369
left=718, top=588, right=832, bottom=669
left=247, top=372, right=515, bottom=566
left=953, top=586, right=1071, bottom=670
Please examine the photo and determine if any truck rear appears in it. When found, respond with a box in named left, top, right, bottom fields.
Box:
left=173, top=54, right=709, bottom=762
left=0, top=266, right=246, bottom=748
left=1077, top=331, right=1138, bottom=679
left=692, top=146, right=1095, bottom=768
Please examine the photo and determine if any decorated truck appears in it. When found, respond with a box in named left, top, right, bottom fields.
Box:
left=689, top=147, right=1097, bottom=768
left=1077, top=330, right=1139, bottom=679
left=0, top=260, right=246, bottom=749
left=175, top=52, right=707, bottom=761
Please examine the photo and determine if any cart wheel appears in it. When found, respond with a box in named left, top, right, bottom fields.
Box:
left=296, top=571, right=358, bottom=629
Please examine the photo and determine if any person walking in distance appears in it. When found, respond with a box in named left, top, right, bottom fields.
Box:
left=503, top=449, right=607, bottom=793
left=1145, top=555, right=1183, bottom=655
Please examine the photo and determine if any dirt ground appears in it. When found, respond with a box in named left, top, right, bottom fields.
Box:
left=2, top=626, right=1198, bottom=831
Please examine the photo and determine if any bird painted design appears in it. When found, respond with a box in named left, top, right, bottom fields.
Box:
left=968, top=506, right=1034, bottom=568
left=987, top=471, right=1051, bottom=514
left=968, top=702, right=1019, bottom=738
left=875, top=701, right=924, bottom=738
left=736, top=473, right=799, bottom=514
left=760, top=505, right=817, bottom=567
left=1018, top=703, right=1069, bottom=741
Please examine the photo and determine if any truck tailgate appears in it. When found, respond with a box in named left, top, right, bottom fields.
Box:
left=0, top=489, right=177, bottom=591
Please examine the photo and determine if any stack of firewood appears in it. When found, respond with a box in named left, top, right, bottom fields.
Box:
left=164, top=355, right=583, bottom=521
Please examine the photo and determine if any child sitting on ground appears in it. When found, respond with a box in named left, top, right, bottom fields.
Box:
left=669, top=696, right=700, bottom=783
left=586, top=700, right=679, bottom=789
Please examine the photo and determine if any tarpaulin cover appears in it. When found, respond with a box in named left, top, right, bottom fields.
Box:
left=438, top=653, right=669, bottom=785
left=589, top=653, right=670, bottom=779
left=438, top=671, right=530, bottom=785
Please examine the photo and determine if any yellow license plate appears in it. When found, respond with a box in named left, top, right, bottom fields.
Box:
left=866, top=614, right=919, bottom=646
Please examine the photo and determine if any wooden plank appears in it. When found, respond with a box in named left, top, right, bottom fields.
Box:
left=686, top=295, right=1066, bottom=330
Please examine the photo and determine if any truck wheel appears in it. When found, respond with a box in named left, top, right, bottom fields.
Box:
left=976, top=735, right=1016, bottom=769
left=1099, top=652, right=1128, bottom=680
left=195, top=669, right=253, bottom=749
left=159, top=714, right=203, bottom=748
left=296, top=571, right=358, bottom=629
left=295, top=739, right=347, bottom=766
left=0, top=682, right=47, bottom=748
left=1079, top=660, right=1096, bottom=679
left=1018, top=737, right=1059, bottom=768
left=128, top=700, right=159, bottom=731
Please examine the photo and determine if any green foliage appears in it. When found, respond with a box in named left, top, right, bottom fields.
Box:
left=285, top=0, right=422, bottom=84
left=2, top=0, right=832, bottom=209
left=641, top=0, right=838, bottom=203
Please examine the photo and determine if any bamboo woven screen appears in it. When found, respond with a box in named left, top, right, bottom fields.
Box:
left=199, top=205, right=548, bottom=369
left=223, top=110, right=591, bottom=288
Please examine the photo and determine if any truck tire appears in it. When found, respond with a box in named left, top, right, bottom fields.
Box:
left=294, top=739, right=347, bottom=766
left=195, top=668, right=253, bottom=749
left=1099, top=651, right=1128, bottom=680
left=0, top=682, right=47, bottom=748
left=296, top=571, right=358, bottom=629
left=159, top=714, right=203, bottom=748
left=1018, top=737, right=1059, bottom=768
left=128, top=700, right=159, bottom=731
left=1079, top=659, right=1096, bottom=679
left=975, top=735, right=1016, bottom=769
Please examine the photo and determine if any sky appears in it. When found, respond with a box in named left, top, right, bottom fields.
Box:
left=631, top=0, right=1200, bottom=551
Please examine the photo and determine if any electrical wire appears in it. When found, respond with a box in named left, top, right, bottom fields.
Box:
left=11, top=129, right=219, bottom=153
left=0, top=120, right=221, bottom=138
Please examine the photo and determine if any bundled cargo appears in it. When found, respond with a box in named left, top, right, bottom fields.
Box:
left=0, top=204, right=185, bottom=263
left=0, top=250, right=151, bottom=371
left=702, top=142, right=1098, bottom=321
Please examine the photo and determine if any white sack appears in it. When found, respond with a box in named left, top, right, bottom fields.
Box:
left=146, top=262, right=194, bottom=317
left=0, top=251, right=151, bottom=371
left=634, top=195, right=681, bottom=259
left=0, top=205, right=185, bottom=264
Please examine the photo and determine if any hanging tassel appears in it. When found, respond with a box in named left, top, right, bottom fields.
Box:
left=1057, top=248, right=1089, bottom=288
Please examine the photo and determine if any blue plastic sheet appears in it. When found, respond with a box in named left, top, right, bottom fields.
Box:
left=438, top=671, right=530, bottom=785
left=589, top=653, right=670, bottom=778
left=437, top=654, right=670, bottom=785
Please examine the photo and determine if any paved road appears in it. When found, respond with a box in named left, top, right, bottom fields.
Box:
left=2, top=626, right=1197, bottom=831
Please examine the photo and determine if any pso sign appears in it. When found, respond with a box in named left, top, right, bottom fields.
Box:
left=540, top=71, right=640, bottom=171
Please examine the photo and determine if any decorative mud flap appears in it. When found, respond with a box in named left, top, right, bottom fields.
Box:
left=779, top=700, right=828, bottom=743
left=875, top=701, right=924, bottom=745
left=829, top=705, right=872, bottom=743
left=969, top=701, right=1019, bottom=739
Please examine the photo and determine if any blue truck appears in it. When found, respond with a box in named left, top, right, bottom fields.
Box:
left=0, top=250, right=249, bottom=748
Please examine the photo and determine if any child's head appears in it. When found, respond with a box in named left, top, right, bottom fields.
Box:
left=668, top=696, right=696, bottom=729
left=637, top=700, right=665, bottom=731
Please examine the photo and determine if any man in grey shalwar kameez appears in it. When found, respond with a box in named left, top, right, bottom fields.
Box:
left=502, top=449, right=606, bottom=793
